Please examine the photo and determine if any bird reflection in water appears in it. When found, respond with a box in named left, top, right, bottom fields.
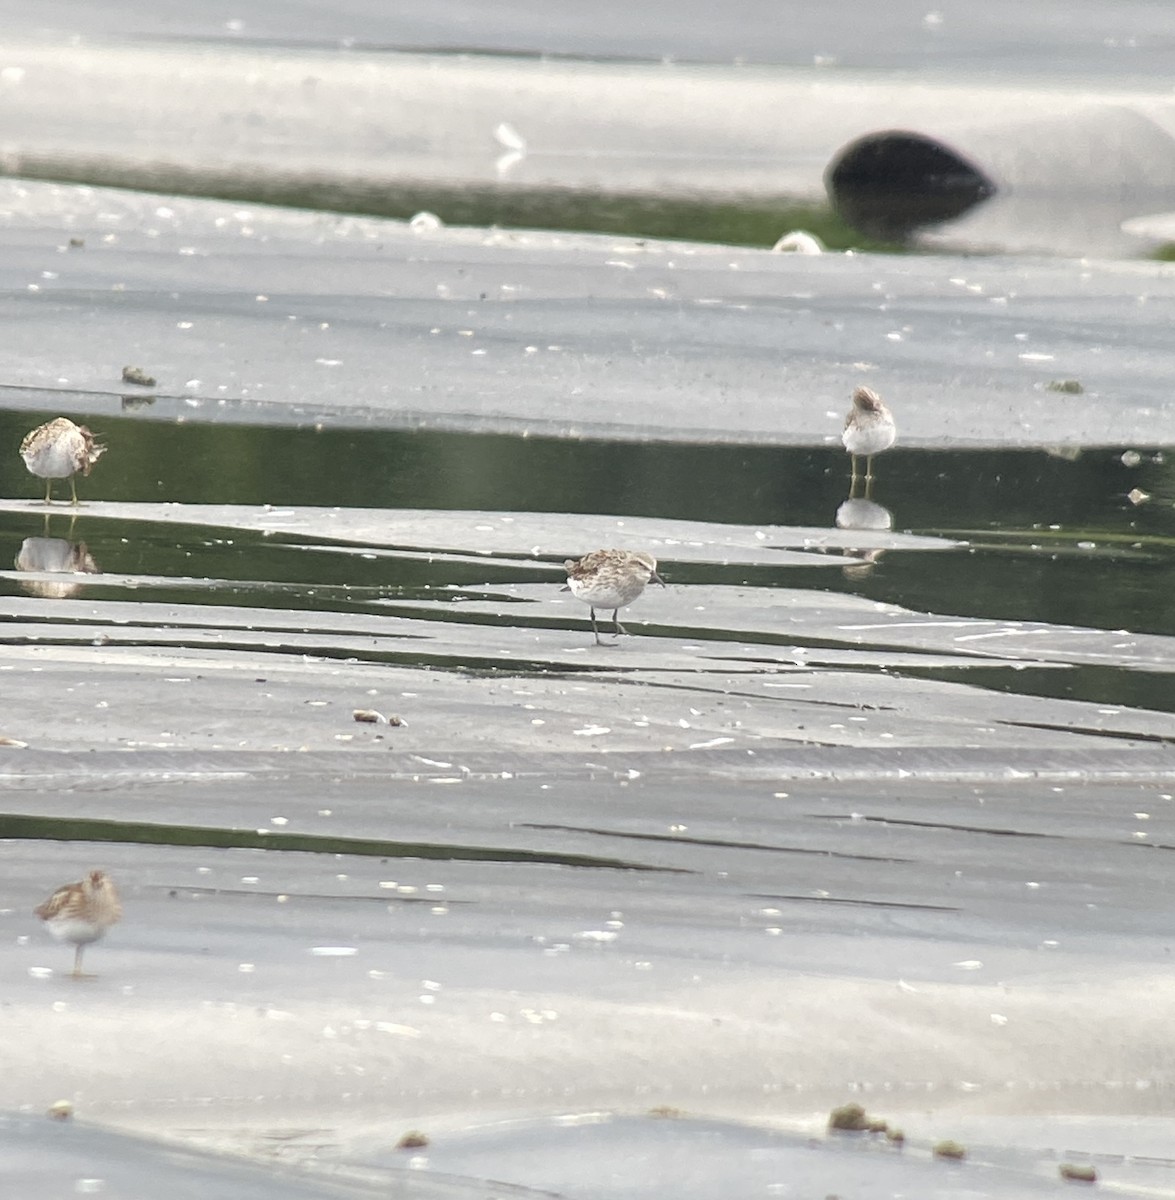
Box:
left=835, top=495, right=893, bottom=581
left=15, top=518, right=99, bottom=599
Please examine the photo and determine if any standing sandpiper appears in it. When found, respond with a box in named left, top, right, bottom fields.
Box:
left=34, top=869, right=123, bottom=979
left=20, top=417, right=106, bottom=505
left=842, top=386, right=896, bottom=482
left=563, top=549, right=665, bottom=646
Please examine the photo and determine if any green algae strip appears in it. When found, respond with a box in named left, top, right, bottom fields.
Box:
left=3, top=153, right=903, bottom=252
left=0, top=812, right=678, bottom=872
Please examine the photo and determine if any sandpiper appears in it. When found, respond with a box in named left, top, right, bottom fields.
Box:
left=563, top=549, right=665, bottom=645
left=34, top=869, right=122, bottom=979
left=842, top=386, right=896, bottom=481
left=20, top=417, right=106, bottom=505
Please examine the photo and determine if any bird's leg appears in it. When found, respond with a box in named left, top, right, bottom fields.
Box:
left=43, top=479, right=54, bottom=505
left=69, top=476, right=79, bottom=506
left=590, top=606, right=604, bottom=646
left=864, top=455, right=875, bottom=481
left=612, top=610, right=628, bottom=636
left=864, top=474, right=876, bottom=500
left=72, top=944, right=85, bottom=978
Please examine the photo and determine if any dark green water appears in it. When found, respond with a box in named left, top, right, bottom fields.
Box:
left=0, top=812, right=653, bottom=871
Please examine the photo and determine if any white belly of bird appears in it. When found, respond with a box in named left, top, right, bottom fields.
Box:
left=45, top=917, right=105, bottom=945
left=843, top=419, right=895, bottom=457
left=22, top=437, right=81, bottom=478
left=568, top=579, right=640, bottom=610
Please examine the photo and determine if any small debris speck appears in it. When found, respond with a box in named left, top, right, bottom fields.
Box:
left=353, top=709, right=403, bottom=726
left=121, top=365, right=157, bottom=387
left=1046, top=379, right=1084, bottom=394
left=396, top=1130, right=430, bottom=1150
left=933, top=1140, right=967, bottom=1160
left=1059, top=1163, right=1097, bottom=1183
left=828, top=1103, right=870, bottom=1132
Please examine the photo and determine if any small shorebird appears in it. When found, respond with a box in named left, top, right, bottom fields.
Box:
left=842, top=386, right=896, bottom=482
left=20, top=417, right=106, bottom=505
left=34, top=869, right=123, bottom=979
left=563, top=549, right=665, bottom=645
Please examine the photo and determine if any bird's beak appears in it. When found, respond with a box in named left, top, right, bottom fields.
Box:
left=560, top=584, right=571, bottom=592
left=652, top=570, right=666, bottom=587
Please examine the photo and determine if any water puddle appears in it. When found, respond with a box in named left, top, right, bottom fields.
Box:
left=1, top=411, right=1170, bottom=714
left=0, top=812, right=659, bottom=872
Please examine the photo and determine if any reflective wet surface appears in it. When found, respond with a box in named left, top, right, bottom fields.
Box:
left=4, top=389, right=1173, bottom=1195
left=4, top=7, right=1175, bottom=1190
left=2, top=410, right=1172, bottom=700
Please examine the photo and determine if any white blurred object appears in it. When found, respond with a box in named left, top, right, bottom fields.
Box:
left=409, top=211, right=443, bottom=233
left=494, top=122, right=528, bottom=177
left=494, top=122, right=527, bottom=152
left=835, top=498, right=893, bottom=532
left=771, top=230, right=824, bottom=254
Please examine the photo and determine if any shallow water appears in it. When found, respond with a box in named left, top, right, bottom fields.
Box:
left=2, top=412, right=1172, bottom=708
